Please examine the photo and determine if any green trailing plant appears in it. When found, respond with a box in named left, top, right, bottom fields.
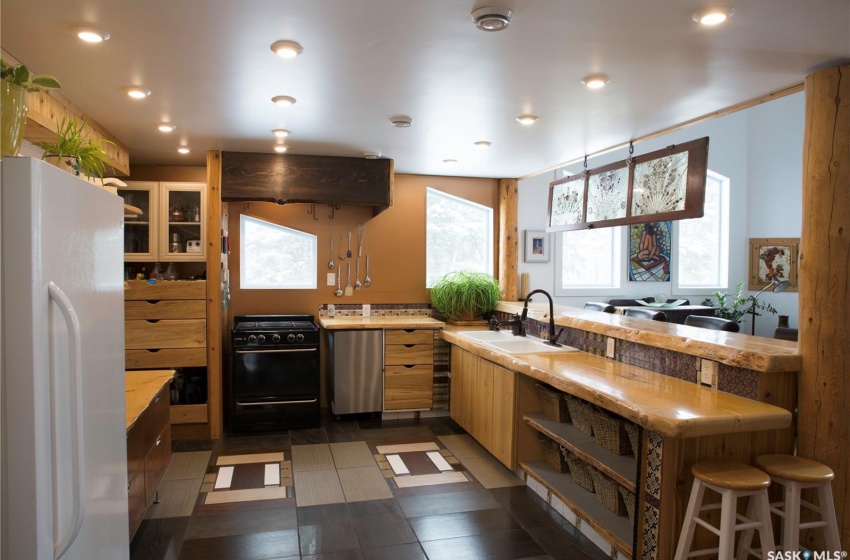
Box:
left=430, top=271, right=502, bottom=321
left=701, top=282, right=777, bottom=324
left=1, top=59, right=61, bottom=91
left=35, top=117, right=115, bottom=179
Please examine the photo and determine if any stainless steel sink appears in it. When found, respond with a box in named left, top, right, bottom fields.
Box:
left=458, top=331, right=578, bottom=354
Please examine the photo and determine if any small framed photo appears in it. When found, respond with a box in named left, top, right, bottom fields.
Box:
left=524, top=230, right=550, bottom=263
left=748, top=237, right=799, bottom=291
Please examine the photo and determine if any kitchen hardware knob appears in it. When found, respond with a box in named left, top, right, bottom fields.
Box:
left=296, top=334, right=304, bottom=342
left=258, top=334, right=266, bottom=343
left=155, top=436, right=162, bottom=447
left=272, top=334, right=281, bottom=343
left=287, top=334, right=296, bottom=342
left=248, top=335, right=258, bottom=343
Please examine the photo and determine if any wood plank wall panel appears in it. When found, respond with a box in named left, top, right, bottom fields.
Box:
left=206, top=151, right=224, bottom=439
left=499, top=178, right=518, bottom=301
left=799, top=64, right=850, bottom=548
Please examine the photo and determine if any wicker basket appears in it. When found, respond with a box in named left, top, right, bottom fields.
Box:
left=619, top=486, right=636, bottom=524
left=564, top=394, right=594, bottom=436
left=537, top=433, right=569, bottom=472
left=561, top=447, right=595, bottom=492
left=590, top=468, right=627, bottom=516
left=535, top=383, right=570, bottom=422
left=590, top=407, right=631, bottom=455
left=624, top=422, right=641, bottom=457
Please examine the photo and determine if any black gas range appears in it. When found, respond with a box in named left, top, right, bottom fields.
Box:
left=230, top=315, right=320, bottom=432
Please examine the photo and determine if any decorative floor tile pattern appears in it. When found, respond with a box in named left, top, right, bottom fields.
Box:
left=375, top=442, right=440, bottom=454
left=164, top=451, right=212, bottom=481
left=293, top=469, right=346, bottom=507
left=330, top=441, right=377, bottom=469
left=394, top=472, right=470, bottom=488
left=292, top=444, right=336, bottom=471
left=438, top=434, right=489, bottom=459
left=215, top=452, right=284, bottom=466
left=203, top=486, right=290, bottom=505
left=460, top=455, right=525, bottom=489
left=146, top=478, right=204, bottom=519
left=337, top=465, right=394, bottom=502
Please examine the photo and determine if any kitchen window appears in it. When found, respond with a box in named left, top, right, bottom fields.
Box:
left=240, top=215, right=317, bottom=289
left=426, top=188, right=493, bottom=288
left=554, top=227, right=623, bottom=295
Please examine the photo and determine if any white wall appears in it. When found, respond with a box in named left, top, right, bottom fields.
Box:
left=518, top=92, right=804, bottom=337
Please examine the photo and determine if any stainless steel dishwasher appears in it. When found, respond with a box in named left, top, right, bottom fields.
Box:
left=327, top=329, right=383, bottom=414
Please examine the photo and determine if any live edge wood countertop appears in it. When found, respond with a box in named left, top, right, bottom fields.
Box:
left=125, top=370, right=175, bottom=431
left=318, top=316, right=445, bottom=330
left=441, top=327, right=791, bottom=439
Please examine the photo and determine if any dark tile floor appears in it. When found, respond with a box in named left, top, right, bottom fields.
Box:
left=130, top=415, right=610, bottom=560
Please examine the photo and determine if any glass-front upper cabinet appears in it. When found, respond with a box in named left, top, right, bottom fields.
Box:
left=118, top=182, right=159, bottom=261
left=159, top=182, right=206, bottom=262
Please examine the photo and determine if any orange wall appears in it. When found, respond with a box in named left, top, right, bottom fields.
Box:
left=229, top=173, right=500, bottom=317
left=128, top=165, right=207, bottom=182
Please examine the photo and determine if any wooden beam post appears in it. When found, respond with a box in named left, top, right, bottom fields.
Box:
left=498, top=178, right=518, bottom=301
left=206, top=151, right=224, bottom=439
left=799, top=64, right=850, bottom=548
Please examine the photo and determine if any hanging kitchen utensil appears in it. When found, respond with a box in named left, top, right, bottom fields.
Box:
left=345, top=261, right=353, bottom=296
left=338, top=234, right=346, bottom=261
left=364, top=255, right=372, bottom=288
left=347, top=229, right=352, bottom=259
left=356, top=222, right=366, bottom=257
left=334, top=268, right=343, bottom=297
left=328, top=236, right=335, bottom=270
left=354, top=258, right=362, bottom=290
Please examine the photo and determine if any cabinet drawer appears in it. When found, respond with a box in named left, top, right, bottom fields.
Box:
left=125, top=299, right=206, bottom=320
left=144, top=425, right=171, bottom=504
left=126, top=423, right=147, bottom=484
left=385, top=329, right=434, bottom=345
left=125, top=319, right=206, bottom=349
left=385, top=365, right=433, bottom=410
left=124, top=280, right=206, bottom=300
left=385, top=344, right=433, bottom=365
left=150, top=385, right=171, bottom=434
left=126, top=348, right=207, bottom=369
left=127, top=470, right=146, bottom=539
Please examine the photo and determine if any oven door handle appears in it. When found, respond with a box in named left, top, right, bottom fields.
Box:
left=235, top=348, right=318, bottom=354
left=236, top=398, right=319, bottom=406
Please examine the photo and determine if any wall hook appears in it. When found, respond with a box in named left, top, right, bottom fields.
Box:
left=307, top=203, right=319, bottom=220
left=328, top=204, right=341, bottom=219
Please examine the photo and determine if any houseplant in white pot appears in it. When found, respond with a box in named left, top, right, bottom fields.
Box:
left=35, top=117, right=115, bottom=180
left=0, top=59, right=61, bottom=157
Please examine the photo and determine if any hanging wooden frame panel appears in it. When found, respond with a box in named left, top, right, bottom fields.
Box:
left=546, top=137, right=709, bottom=232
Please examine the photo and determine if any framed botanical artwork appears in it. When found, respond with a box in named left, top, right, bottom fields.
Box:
left=524, top=230, right=550, bottom=263
left=628, top=221, right=672, bottom=282
left=748, top=237, right=799, bottom=291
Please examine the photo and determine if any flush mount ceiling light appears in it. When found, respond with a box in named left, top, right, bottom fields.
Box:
left=471, top=7, right=513, bottom=31
left=271, top=95, right=297, bottom=106
left=272, top=128, right=291, bottom=138
left=73, top=26, right=110, bottom=43
left=363, top=151, right=382, bottom=159
left=274, top=145, right=288, bottom=153
left=177, top=147, right=190, bottom=154
left=158, top=123, right=176, bottom=133
left=692, top=6, right=734, bottom=25
left=443, top=159, right=458, bottom=164
left=270, top=40, right=303, bottom=58
left=124, top=86, right=151, bottom=99
left=516, top=114, right=538, bottom=126
left=581, top=74, right=610, bottom=89
left=473, top=141, right=492, bottom=148
left=389, top=115, right=413, bottom=128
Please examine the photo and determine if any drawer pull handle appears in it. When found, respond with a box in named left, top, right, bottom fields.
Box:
left=154, top=394, right=160, bottom=403
left=404, top=365, right=415, bottom=369
left=145, top=319, right=161, bottom=324
left=404, top=344, right=414, bottom=348
left=236, top=398, right=318, bottom=407
left=155, top=436, right=162, bottom=447
left=404, top=329, right=415, bottom=333
left=145, top=300, right=161, bottom=304
left=145, top=349, right=162, bottom=353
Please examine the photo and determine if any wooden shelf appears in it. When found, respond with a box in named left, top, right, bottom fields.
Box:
left=171, top=403, right=208, bottom=424
left=524, top=412, right=637, bottom=492
left=522, top=461, right=633, bottom=559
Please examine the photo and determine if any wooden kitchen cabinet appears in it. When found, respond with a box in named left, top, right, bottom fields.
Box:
left=384, top=329, right=434, bottom=411
left=118, top=181, right=206, bottom=262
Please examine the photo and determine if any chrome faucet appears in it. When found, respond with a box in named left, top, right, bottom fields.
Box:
left=521, top=289, right=563, bottom=346
left=488, top=313, right=525, bottom=337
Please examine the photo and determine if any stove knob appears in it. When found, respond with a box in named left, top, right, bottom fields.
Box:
left=248, top=335, right=257, bottom=343
left=296, top=333, right=305, bottom=342
left=272, top=334, right=281, bottom=343
left=257, top=335, right=266, bottom=343
left=287, top=334, right=296, bottom=343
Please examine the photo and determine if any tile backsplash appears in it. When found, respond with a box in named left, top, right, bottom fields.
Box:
left=317, top=303, right=432, bottom=318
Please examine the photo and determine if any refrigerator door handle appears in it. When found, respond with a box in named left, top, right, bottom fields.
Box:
left=48, top=282, right=87, bottom=559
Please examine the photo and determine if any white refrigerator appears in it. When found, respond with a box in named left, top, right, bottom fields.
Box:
left=1, top=158, right=129, bottom=559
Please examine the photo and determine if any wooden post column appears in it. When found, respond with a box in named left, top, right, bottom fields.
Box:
left=799, top=64, right=850, bottom=548
left=498, top=178, right=518, bottom=301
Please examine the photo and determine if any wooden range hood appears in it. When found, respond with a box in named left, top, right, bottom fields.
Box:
left=221, top=151, right=394, bottom=215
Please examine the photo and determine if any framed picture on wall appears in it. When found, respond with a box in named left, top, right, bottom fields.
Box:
left=748, top=237, right=799, bottom=291
left=524, top=230, right=550, bottom=263
left=628, top=221, right=672, bottom=282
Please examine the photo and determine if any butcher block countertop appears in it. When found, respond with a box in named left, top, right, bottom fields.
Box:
left=319, top=316, right=445, bottom=330
left=441, top=327, right=791, bottom=439
left=125, top=370, right=175, bottom=431
left=496, top=302, right=801, bottom=373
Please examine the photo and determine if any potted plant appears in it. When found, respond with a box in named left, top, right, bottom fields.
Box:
left=430, top=271, right=502, bottom=322
left=35, top=117, right=115, bottom=180
left=1, top=60, right=61, bottom=157
left=701, top=282, right=777, bottom=324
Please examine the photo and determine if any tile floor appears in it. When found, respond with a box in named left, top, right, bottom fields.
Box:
left=130, top=415, right=610, bottom=560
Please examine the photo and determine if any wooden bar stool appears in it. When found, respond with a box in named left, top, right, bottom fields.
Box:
left=739, top=454, right=841, bottom=554
left=674, top=461, right=775, bottom=560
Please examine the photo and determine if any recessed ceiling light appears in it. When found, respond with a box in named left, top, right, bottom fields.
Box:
left=158, top=124, right=176, bottom=133
left=692, top=6, right=734, bottom=25
left=270, top=40, right=303, bottom=58
left=474, top=141, right=492, bottom=148
left=581, top=74, right=610, bottom=89
left=389, top=115, right=413, bottom=128
left=443, top=159, right=458, bottom=164
left=516, top=115, right=538, bottom=126
left=177, top=147, right=190, bottom=154
left=363, top=151, right=382, bottom=159
left=73, top=26, right=110, bottom=43
left=124, top=86, right=151, bottom=99
left=471, top=7, right=513, bottom=31
left=271, top=95, right=296, bottom=106
left=274, top=145, right=288, bottom=153
left=272, top=128, right=291, bottom=138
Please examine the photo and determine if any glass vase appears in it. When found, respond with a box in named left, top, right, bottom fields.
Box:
left=1, top=81, right=28, bottom=157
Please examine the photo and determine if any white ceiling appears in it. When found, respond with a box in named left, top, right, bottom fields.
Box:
left=3, top=0, right=849, bottom=178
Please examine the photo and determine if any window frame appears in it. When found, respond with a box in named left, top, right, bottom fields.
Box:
left=553, top=226, right=623, bottom=297
left=239, top=214, right=318, bottom=290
